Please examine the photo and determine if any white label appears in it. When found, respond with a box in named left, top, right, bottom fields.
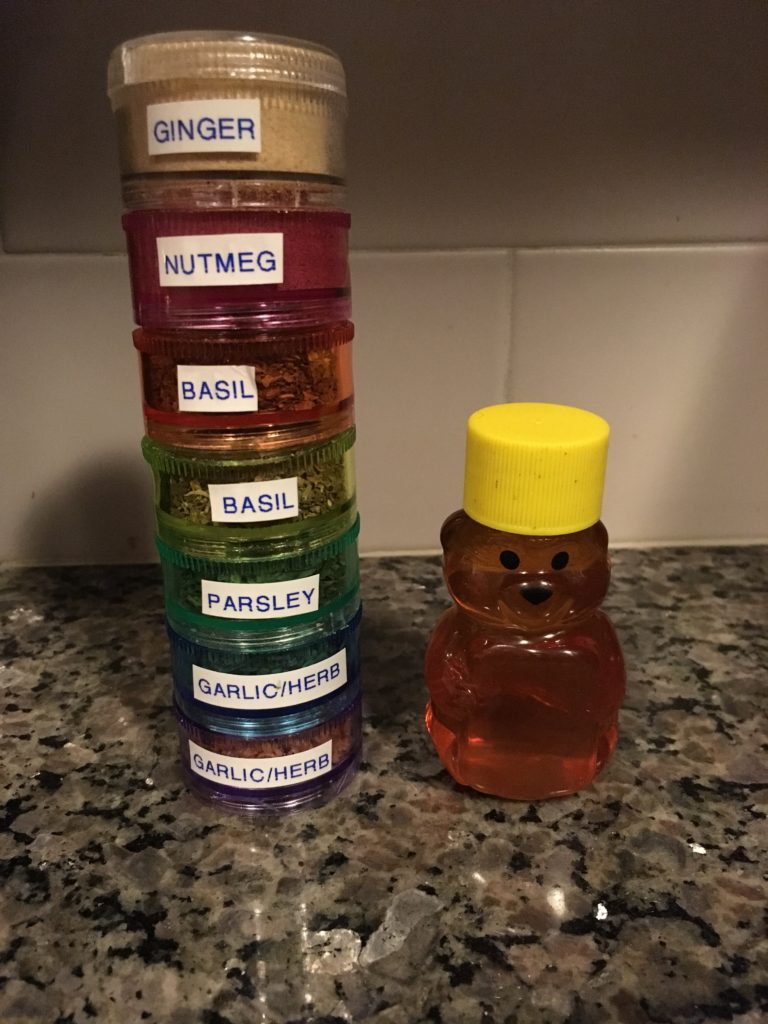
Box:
left=188, top=739, right=332, bottom=790
left=201, top=575, right=320, bottom=620
left=177, top=365, right=259, bottom=412
left=192, top=648, right=348, bottom=711
left=157, top=233, right=284, bottom=287
left=147, top=99, right=262, bottom=155
left=208, top=477, right=299, bottom=524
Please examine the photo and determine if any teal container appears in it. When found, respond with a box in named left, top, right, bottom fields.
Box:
left=168, top=603, right=362, bottom=732
left=158, top=516, right=360, bottom=633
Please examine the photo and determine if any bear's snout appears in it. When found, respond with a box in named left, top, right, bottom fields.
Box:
left=520, top=583, right=552, bottom=605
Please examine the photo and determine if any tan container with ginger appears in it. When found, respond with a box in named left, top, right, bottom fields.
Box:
left=108, top=31, right=347, bottom=180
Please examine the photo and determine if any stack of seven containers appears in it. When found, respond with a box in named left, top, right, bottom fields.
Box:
left=108, top=31, right=361, bottom=814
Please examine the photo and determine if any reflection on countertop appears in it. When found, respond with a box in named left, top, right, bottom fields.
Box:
left=0, top=548, right=766, bottom=1023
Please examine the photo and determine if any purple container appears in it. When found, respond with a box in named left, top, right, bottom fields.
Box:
left=123, top=208, right=350, bottom=329
left=176, top=697, right=361, bottom=814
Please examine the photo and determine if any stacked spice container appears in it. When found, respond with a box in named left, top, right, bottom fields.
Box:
left=108, top=31, right=361, bottom=813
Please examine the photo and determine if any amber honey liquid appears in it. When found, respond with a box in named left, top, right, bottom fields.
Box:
left=424, top=513, right=625, bottom=800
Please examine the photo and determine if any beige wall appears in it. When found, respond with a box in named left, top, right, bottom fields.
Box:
left=1, top=1, right=767, bottom=563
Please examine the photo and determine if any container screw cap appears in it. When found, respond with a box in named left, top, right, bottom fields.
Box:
left=463, top=402, right=610, bottom=536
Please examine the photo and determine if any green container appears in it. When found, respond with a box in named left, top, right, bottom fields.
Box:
left=158, top=517, right=360, bottom=634
left=143, top=427, right=356, bottom=558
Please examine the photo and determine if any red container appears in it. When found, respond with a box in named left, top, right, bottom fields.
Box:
left=123, top=209, right=350, bottom=329
left=134, top=322, right=354, bottom=448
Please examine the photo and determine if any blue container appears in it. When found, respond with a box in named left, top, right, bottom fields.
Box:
left=168, top=604, right=362, bottom=733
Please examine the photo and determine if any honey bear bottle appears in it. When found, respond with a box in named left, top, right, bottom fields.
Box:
left=425, top=403, right=625, bottom=800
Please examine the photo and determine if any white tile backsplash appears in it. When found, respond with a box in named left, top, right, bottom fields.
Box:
left=1, top=243, right=766, bottom=563
left=508, top=245, right=768, bottom=544
left=352, top=251, right=512, bottom=552
left=0, top=256, right=152, bottom=565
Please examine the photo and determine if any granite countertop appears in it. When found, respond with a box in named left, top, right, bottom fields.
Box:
left=1, top=548, right=766, bottom=1024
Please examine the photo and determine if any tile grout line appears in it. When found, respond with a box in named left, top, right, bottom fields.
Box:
left=3, top=241, right=768, bottom=261
left=1, top=538, right=765, bottom=569
left=502, top=248, right=517, bottom=402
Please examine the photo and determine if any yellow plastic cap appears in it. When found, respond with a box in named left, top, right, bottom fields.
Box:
left=463, top=403, right=610, bottom=536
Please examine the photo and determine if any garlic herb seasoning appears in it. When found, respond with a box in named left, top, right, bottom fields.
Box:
left=168, top=605, right=362, bottom=728
left=176, top=696, right=362, bottom=813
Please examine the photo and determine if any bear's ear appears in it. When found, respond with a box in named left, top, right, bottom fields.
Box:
left=440, top=510, right=465, bottom=549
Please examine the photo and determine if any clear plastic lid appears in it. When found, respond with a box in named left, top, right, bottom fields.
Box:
left=142, top=422, right=354, bottom=466
left=167, top=592, right=361, bottom=647
left=156, top=513, right=359, bottom=571
left=122, top=177, right=347, bottom=212
left=174, top=672, right=361, bottom=738
left=134, top=321, right=354, bottom=356
left=108, top=31, right=346, bottom=99
left=167, top=602, right=362, bottom=653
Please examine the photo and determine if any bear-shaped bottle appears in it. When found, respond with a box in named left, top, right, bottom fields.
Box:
left=425, top=403, right=625, bottom=800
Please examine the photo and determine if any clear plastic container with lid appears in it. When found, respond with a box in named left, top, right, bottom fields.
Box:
left=142, top=427, right=355, bottom=554
left=135, top=322, right=354, bottom=448
left=107, top=31, right=347, bottom=181
left=168, top=604, right=362, bottom=731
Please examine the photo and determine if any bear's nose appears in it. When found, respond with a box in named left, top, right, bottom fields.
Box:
left=520, top=583, right=552, bottom=605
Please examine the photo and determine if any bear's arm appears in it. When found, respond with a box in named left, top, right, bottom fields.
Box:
left=424, top=607, right=480, bottom=722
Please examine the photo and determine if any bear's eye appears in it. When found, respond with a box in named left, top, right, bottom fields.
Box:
left=551, top=551, right=569, bottom=570
left=499, top=550, right=520, bottom=570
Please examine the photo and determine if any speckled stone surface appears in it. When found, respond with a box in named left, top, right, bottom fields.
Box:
left=1, top=549, right=767, bottom=1024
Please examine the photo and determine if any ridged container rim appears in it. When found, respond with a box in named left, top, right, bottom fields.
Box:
left=155, top=501, right=357, bottom=561
left=108, top=31, right=346, bottom=98
left=121, top=178, right=348, bottom=213
left=167, top=603, right=362, bottom=654
left=165, top=590, right=360, bottom=639
left=134, top=321, right=354, bottom=355
left=122, top=207, right=351, bottom=228
left=142, top=426, right=355, bottom=475
left=156, top=514, right=360, bottom=572
left=145, top=408, right=356, bottom=458
left=173, top=675, right=362, bottom=738
left=175, top=691, right=361, bottom=739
